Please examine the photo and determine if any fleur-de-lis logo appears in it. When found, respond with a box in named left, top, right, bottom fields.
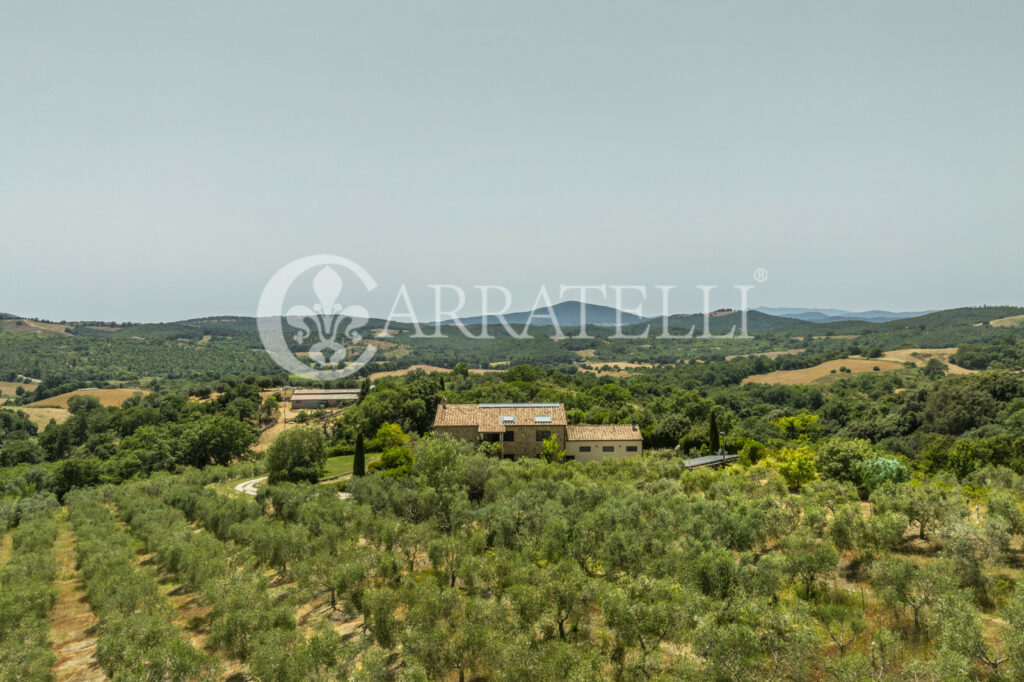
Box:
left=285, top=267, right=369, bottom=367
left=257, top=255, right=378, bottom=379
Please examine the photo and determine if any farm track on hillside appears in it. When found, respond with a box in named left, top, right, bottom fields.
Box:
left=49, top=521, right=106, bottom=682
left=0, top=531, right=11, bottom=567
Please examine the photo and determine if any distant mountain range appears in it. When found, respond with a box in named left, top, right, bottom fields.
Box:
left=1, top=304, right=1017, bottom=338
left=754, top=307, right=934, bottom=323
left=445, top=303, right=934, bottom=328
left=442, top=301, right=647, bottom=328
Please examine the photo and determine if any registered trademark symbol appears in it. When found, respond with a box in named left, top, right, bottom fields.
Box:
left=753, top=268, right=768, bottom=283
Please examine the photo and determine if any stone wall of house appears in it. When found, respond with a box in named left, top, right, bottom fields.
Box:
left=565, top=439, right=642, bottom=463
left=500, top=425, right=568, bottom=460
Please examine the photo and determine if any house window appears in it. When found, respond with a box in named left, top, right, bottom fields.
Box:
left=626, top=445, right=638, bottom=452
left=578, top=446, right=592, bottom=453
left=602, top=445, right=614, bottom=453
left=535, top=430, right=551, bottom=442
left=564, top=455, right=576, bottom=462
left=504, top=430, right=514, bottom=442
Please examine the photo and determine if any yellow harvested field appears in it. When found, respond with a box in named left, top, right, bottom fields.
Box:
left=30, top=388, right=150, bottom=409
left=742, top=358, right=905, bottom=385
left=575, top=349, right=597, bottom=358
left=12, top=407, right=72, bottom=428
left=578, top=361, right=658, bottom=376
left=0, top=318, right=70, bottom=335
left=880, top=348, right=975, bottom=375
left=369, top=364, right=499, bottom=380
left=585, top=361, right=655, bottom=369
left=725, top=349, right=805, bottom=361
left=577, top=368, right=631, bottom=377
left=990, top=314, right=1024, bottom=328
left=0, top=381, right=37, bottom=396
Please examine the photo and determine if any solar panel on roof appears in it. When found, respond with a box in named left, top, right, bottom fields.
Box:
left=534, top=416, right=552, bottom=423
left=501, top=415, right=516, bottom=423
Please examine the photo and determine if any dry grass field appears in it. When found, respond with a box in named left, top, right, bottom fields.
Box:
left=725, top=349, right=806, bottom=361
left=368, top=364, right=499, bottom=380
left=880, top=347, right=975, bottom=375
left=989, top=314, right=1024, bottom=328
left=29, top=388, right=150, bottom=409
left=0, top=318, right=70, bottom=335
left=0, top=381, right=37, bottom=396
left=584, top=361, right=655, bottom=370
left=15, top=407, right=73, bottom=428
left=742, top=358, right=905, bottom=385
left=578, top=361, right=658, bottom=377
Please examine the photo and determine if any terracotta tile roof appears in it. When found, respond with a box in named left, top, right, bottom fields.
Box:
left=566, top=424, right=642, bottom=441
left=434, top=403, right=567, bottom=432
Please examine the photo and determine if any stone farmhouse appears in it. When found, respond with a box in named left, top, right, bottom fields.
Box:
left=433, top=402, right=642, bottom=462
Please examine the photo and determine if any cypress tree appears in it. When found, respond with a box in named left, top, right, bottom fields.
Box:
left=353, top=432, right=365, bottom=477
left=709, top=409, right=720, bottom=453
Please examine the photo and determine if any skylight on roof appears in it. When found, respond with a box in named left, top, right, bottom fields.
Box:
left=501, top=415, right=516, bottom=424
left=534, top=416, right=552, bottom=423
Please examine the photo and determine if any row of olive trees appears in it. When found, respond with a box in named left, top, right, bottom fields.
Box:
left=92, top=437, right=1024, bottom=680
left=0, top=494, right=58, bottom=680
left=109, top=482, right=347, bottom=680
left=66, top=490, right=216, bottom=680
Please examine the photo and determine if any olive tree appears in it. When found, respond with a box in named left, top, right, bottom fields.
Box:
left=266, top=427, right=328, bottom=484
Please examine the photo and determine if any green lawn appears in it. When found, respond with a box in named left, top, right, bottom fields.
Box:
left=208, top=453, right=380, bottom=497
left=322, top=452, right=380, bottom=478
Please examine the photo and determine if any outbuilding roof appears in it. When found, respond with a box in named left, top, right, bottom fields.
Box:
left=290, top=389, right=360, bottom=401
left=566, top=424, right=642, bottom=441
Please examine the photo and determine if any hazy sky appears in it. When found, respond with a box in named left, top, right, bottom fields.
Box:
left=2, top=1, right=1022, bottom=322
